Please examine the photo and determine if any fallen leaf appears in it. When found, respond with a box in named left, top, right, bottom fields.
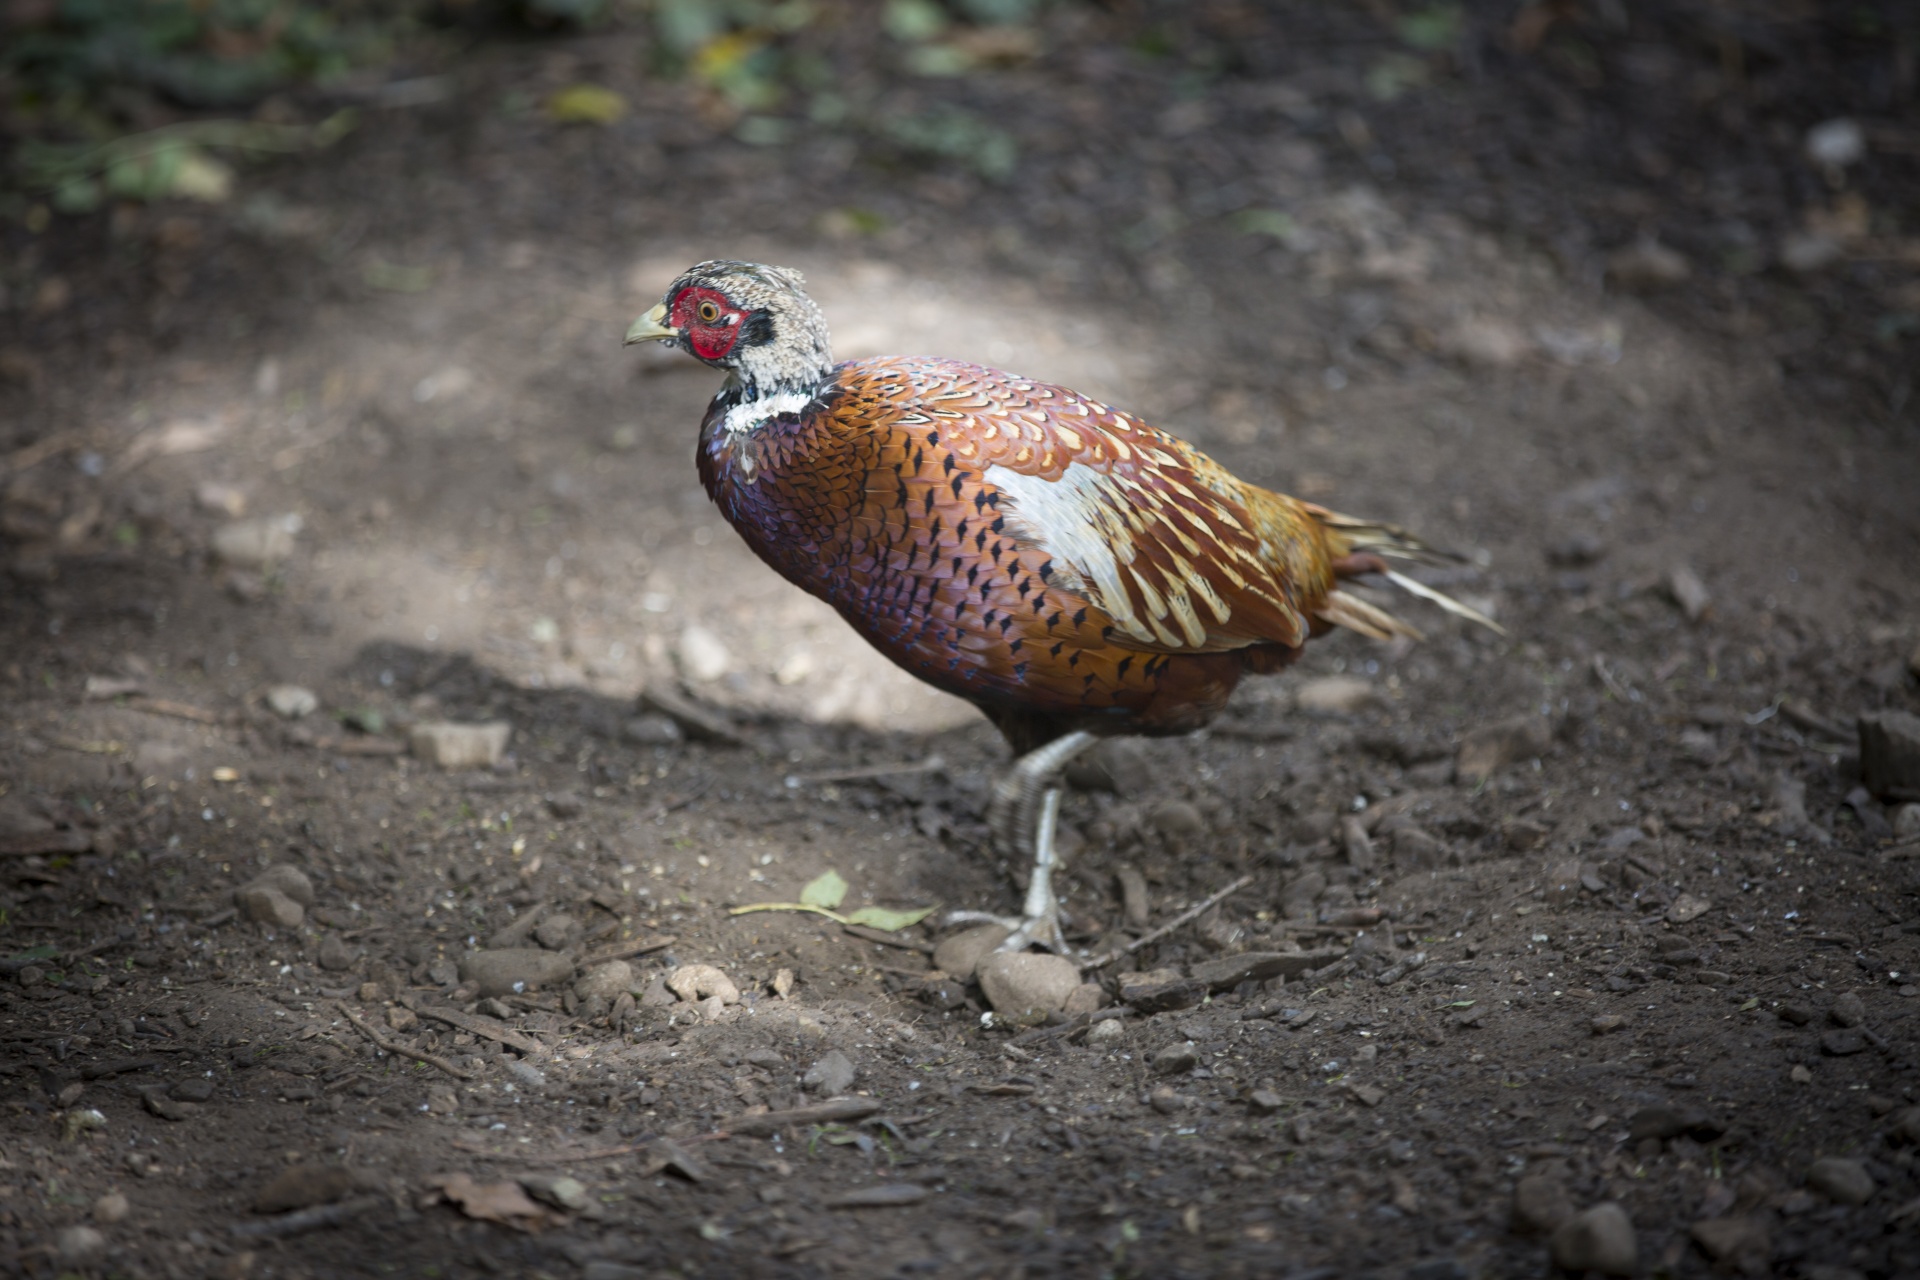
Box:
left=547, top=84, right=626, bottom=125
left=426, top=1173, right=557, bottom=1230
left=844, top=904, right=936, bottom=931
left=800, top=869, right=849, bottom=910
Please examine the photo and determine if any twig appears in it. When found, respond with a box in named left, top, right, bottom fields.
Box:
left=841, top=923, right=935, bottom=954
left=333, top=1001, right=472, bottom=1079
left=230, top=1195, right=381, bottom=1239
left=397, top=995, right=544, bottom=1058
left=127, top=697, right=225, bottom=725
left=1080, top=873, right=1255, bottom=971
left=783, top=756, right=944, bottom=785
left=578, top=934, right=675, bottom=965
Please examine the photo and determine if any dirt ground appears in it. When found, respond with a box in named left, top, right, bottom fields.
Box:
left=4, top=4, right=1920, bottom=1278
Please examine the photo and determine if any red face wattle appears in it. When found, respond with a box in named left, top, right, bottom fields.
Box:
left=667, top=286, right=747, bottom=362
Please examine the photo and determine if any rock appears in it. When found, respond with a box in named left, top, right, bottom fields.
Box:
left=317, top=933, right=354, bottom=972
left=1820, top=1029, right=1867, bottom=1056
left=1889, top=1107, right=1920, bottom=1144
left=933, top=924, right=1012, bottom=982
left=1087, top=1017, right=1125, bottom=1044
left=1668, top=565, right=1711, bottom=622
left=265, top=684, right=318, bottom=719
left=1190, top=950, right=1343, bottom=990
left=1148, top=799, right=1207, bottom=842
left=573, top=961, right=634, bottom=1002
left=622, top=714, right=683, bottom=746
left=802, top=1049, right=857, bottom=1095
left=1805, top=117, right=1866, bottom=169
left=457, top=948, right=575, bottom=997
left=1455, top=716, right=1551, bottom=783
left=1607, top=239, right=1690, bottom=292
left=533, top=912, right=579, bottom=951
left=976, top=952, right=1080, bottom=1025
left=1666, top=893, right=1711, bottom=924
left=170, top=1079, right=214, bottom=1103
left=93, top=1191, right=130, bottom=1224
left=519, top=1174, right=590, bottom=1213
left=1778, top=1002, right=1813, bottom=1026
left=770, top=968, right=795, bottom=998
left=1544, top=858, right=1583, bottom=908
left=1438, top=315, right=1533, bottom=368
left=1806, top=1157, right=1875, bottom=1205
left=675, top=623, right=732, bottom=682
left=1549, top=1203, right=1637, bottom=1276
left=1294, top=675, right=1376, bottom=715
left=1346, top=1082, right=1385, bottom=1107
left=1830, top=991, right=1866, bottom=1028
left=56, top=1225, right=106, bottom=1266
left=1781, top=232, right=1844, bottom=274
left=1627, top=1105, right=1724, bottom=1143
left=139, top=1087, right=195, bottom=1121
left=545, top=792, right=584, bottom=820
left=1152, top=1044, right=1199, bottom=1075
left=666, top=964, right=740, bottom=1005
left=385, top=1005, right=417, bottom=1033
left=1115, top=865, right=1151, bottom=927
left=245, top=864, right=315, bottom=907
left=1591, top=1013, right=1627, bottom=1035
left=1893, top=803, right=1920, bottom=839
left=235, top=885, right=304, bottom=928
left=1118, top=971, right=1206, bottom=1014
left=1063, top=983, right=1105, bottom=1016
left=255, top=1163, right=360, bottom=1213
left=1512, top=1173, right=1573, bottom=1235
left=212, top=514, right=301, bottom=568
left=1690, top=1216, right=1771, bottom=1269
left=410, top=721, right=511, bottom=770
left=1859, top=711, right=1920, bottom=803
left=1246, top=1089, right=1284, bottom=1115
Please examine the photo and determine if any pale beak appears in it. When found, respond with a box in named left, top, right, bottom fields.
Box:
left=624, top=303, right=679, bottom=346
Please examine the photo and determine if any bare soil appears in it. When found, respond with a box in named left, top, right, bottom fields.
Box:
left=4, top=5, right=1919, bottom=1279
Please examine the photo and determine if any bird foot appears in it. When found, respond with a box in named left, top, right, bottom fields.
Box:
left=941, top=908, right=1069, bottom=955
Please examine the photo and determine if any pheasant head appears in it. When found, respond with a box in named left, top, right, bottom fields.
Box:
left=626, top=260, right=833, bottom=398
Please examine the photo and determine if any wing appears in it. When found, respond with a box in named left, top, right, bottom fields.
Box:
left=838, top=358, right=1332, bottom=654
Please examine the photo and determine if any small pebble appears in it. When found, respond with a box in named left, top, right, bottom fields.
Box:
left=1591, top=1013, right=1627, bottom=1035
left=573, top=961, right=634, bottom=1002
left=519, top=1174, right=590, bottom=1212
left=1086, top=1018, right=1125, bottom=1044
left=212, top=514, right=301, bottom=568
left=1246, top=1089, right=1284, bottom=1116
left=1820, top=1028, right=1867, bottom=1056
left=1829, top=991, right=1866, bottom=1028
left=254, top=1163, right=359, bottom=1213
left=1690, top=1216, right=1771, bottom=1268
left=410, top=721, right=511, bottom=769
left=56, top=1225, right=106, bottom=1266
left=1806, top=1157, right=1875, bottom=1206
left=532, top=912, right=579, bottom=951
left=169, top=1078, right=214, bottom=1103
left=93, top=1191, right=130, bottom=1224
left=317, top=934, right=354, bottom=972
left=1512, top=1173, right=1573, bottom=1235
left=1293, top=675, right=1375, bottom=715
left=675, top=623, right=733, bottom=682
left=1548, top=1202, right=1637, bottom=1276
left=975, top=952, right=1079, bottom=1026
left=1152, top=1044, right=1199, bottom=1076
left=802, top=1050, right=857, bottom=1096
left=265, top=684, right=318, bottom=719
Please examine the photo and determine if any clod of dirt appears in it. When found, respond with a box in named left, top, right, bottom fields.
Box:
left=1591, top=1013, right=1628, bottom=1035
left=1148, top=799, right=1207, bottom=842
left=409, top=721, right=512, bottom=769
left=1666, top=893, right=1711, bottom=924
left=1821, top=1029, right=1868, bottom=1057
left=139, top=1087, right=196, bottom=1122
left=93, top=1192, right=129, bottom=1224
left=1690, top=1216, right=1772, bottom=1270
left=666, top=963, right=740, bottom=1005
left=1294, top=675, right=1375, bottom=715
left=976, top=952, right=1079, bottom=1025
left=533, top=913, right=580, bottom=950
left=1858, top=711, right=1920, bottom=803
left=235, top=884, right=302, bottom=927
left=1511, top=1172, right=1574, bottom=1235
left=802, top=1049, right=857, bottom=1095
left=574, top=960, right=634, bottom=1001
left=1891, top=1108, right=1920, bottom=1145
left=211, top=514, right=301, bottom=567
left=56, top=1225, right=106, bottom=1266
left=255, top=1164, right=361, bottom=1214
left=236, top=864, right=315, bottom=911
left=458, top=948, right=574, bottom=997
left=1830, top=992, right=1866, bottom=1028
left=170, top=1079, right=213, bottom=1103
left=932, top=924, right=1011, bottom=982
left=1806, top=1157, right=1876, bottom=1206
left=1627, top=1105, right=1725, bottom=1143
left=1548, top=1202, right=1637, bottom=1276
left=1606, top=239, right=1691, bottom=292
left=265, top=684, right=318, bottom=719
left=1087, top=1018, right=1125, bottom=1044
left=1455, top=716, right=1551, bottom=783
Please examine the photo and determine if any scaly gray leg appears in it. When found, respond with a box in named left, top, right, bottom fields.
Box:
left=947, top=731, right=1098, bottom=953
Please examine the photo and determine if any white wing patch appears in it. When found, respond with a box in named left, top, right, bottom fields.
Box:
left=986, top=461, right=1217, bottom=649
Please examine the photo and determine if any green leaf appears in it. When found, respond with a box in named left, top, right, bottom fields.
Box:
left=547, top=83, right=627, bottom=125
left=845, top=905, right=936, bottom=931
left=800, top=870, right=849, bottom=909
left=7, top=945, right=59, bottom=963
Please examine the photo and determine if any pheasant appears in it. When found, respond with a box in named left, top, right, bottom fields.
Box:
left=626, top=261, right=1497, bottom=952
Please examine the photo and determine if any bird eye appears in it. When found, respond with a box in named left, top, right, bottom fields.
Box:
left=698, top=301, right=721, bottom=323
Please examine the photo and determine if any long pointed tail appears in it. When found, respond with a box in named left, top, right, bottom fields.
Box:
left=1307, top=504, right=1507, bottom=638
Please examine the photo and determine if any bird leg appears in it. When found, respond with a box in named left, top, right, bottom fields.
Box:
left=973, top=730, right=1098, bottom=954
